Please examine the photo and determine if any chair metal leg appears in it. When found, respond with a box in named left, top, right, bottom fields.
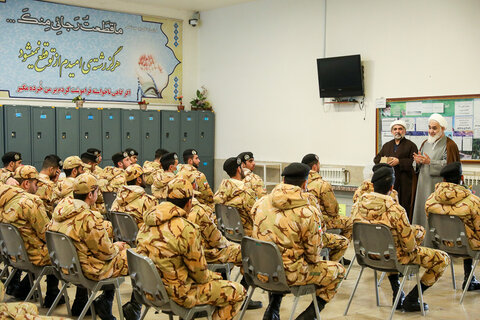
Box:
left=139, top=306, right=150, bottom=320
left=3, top=268, right=17, bottom=288
left=450, top=256, right=456, bottom=290
left=238, top=286, right=255, bottom=320
left=344, top=255, right=356, bottom=280
left=79, top=288, right=99, bottom=320
left=377, top=272, right=385, bottom=287
left=312, top=292, right=321, bottom=320
left=47, top=281, right=68, bottom=316
left=25, top=269, right=47, bottom=302
left=461, top=258, right=479, bottom=303
left=389, top=267, right=409, bottom=320
left=416, top=271, right=425, bottom=316
left=289, top=296, right=300, bottom=320
left=234, top=271, right=242, bottom=283
left=344, top=266, right=364, bottom=315
left=115, top=282, right=124, bottom=320
left=374, top=270, right=380, bottom=306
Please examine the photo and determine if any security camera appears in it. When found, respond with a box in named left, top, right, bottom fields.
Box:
left=189, top=18, right=198, bottom=27
left=189, top=12, right=200, bottom=27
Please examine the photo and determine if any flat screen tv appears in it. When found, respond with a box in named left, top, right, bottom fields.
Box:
left=316, top=54, right=364, bottom=98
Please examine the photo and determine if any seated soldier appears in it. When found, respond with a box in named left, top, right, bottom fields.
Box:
left=49, top=173, right=140, bottom=320
left=237, top=152, right=266, bottom=199
left=136, top=178, right=246, bottom=320
left=86, top=148, right=104, bottom=176
left=143, top=148, right=169, bottom=186
left=124, top=148, right=139, bottom=165
left=426, top=162, right=480, bottom=291
left=111, top=164, right=157, bottom=229
left=252, top=163, right=345, bottom=320
left=36, top=154, right=62, bottom=216
left=152, top=152, right=178, bottom=199
left=352, top=166, right=450, bottom=312
left=0, top=152, right=22, bottom=184
left=0, top=166, right=61, bottom=307
left=81, top=152, right=108, bottom=214
left=54, top=156, right=88, bottom=201
left=353, top=163, right=399, bottom=203
left=100, top=152, right=132, bottom=193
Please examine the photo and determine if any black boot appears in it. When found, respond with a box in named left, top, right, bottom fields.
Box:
left=12, top=274, right=31, bottom=300
left=240, top=278, right=262, bottom=309
left=122, top=292, right=142, bottom=320
left=93, top=289, right=116, bottom=320
left=402, top=283, right=429, bottom=312
left=388, top=274, right=405, bottom=310
left=294, top=296, right=326, bottom=320
left=43, top=275, right=66, bottom=308
left=341, top=258, right=351, bottom=266
left=462, top=258, right=480, bottom=291
left=71, top=287, right=91, bottom=316
left=5, top=270, right=22, bottom=296
left=263, top=293, right=283, bottom=320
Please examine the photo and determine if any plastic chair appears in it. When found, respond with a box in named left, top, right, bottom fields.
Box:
left=126, top=249, right=215, bottom=320
left=326, top=228, right=356, bottom=279
left=103, top=191, right=117, bottom=213
left=0, top=223, right=70, bottom=314
left=344, top=223, right=425, bottom=320
left=428, top=213, right=480, bottom=303
left=46, top=231, right=125, bottom=320
left=238, top=236, right=322, bottom=320
left=215, top=204, right=244, bottom=243
left=110, top=212, right=139, bottom=247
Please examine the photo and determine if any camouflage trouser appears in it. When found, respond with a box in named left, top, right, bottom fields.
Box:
left=407, top=246, right=449, bottom=287
left=205, top=243, right=242, bottom=267
left=323, top=233, right=349, bottom=262
left=0, top=302, right=70, bottom=319
left=84, top=245, right=130, bottom=281
left=388, top=225, right=426, bottom=277
left=325, top=215, right=353, bottom=241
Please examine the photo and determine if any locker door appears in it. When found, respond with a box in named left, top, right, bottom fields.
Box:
left=198, top=156, right=214, bottom=188
left=141, top=110, right=161, bottom=164
left=161, top=111, right=180, bottom=155
left=121, top=109, right=141, bottom=163
left=102, top=109, right=122, bottom=167
left=5, top=105, right=32, bottom=164
left=80, top=108, right=102, bottom=153
left=32, top=107, right=56, bottom=169
left=56, top=107, right=79, bottom=160
left=180, top=111, right=197, bottom=153
left=0, top=106, right=4, bottom=156
left=196, top=111, right=215, bottom=157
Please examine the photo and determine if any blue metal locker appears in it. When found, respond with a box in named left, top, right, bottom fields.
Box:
left=161, top=111, right=180, bottom=155
left=5, top=105, right=32, bottom=164
left=102, top=109, right=122, bottom=167
left=0, top=106, right=4, bottom=157
left=141, top=110, right=161, bottom=165
left=196, top=110, right=215, bottom=157
left=121, top=109, right=141, bottom=163
left=198, top=156, right=214, bottom=188
left=32, top=107, right=56, bottom=170
left=180, top=111, right=198, bottom=154
left=80, top=108, right=102, bottom=153
left=56, top=107, right=80, bottom=160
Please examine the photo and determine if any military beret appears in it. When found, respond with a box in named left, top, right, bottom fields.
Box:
left=183, top=149, right=198, bottom=157
left=167, top=178, right=194, bottom=199
left=112, top=152, right=129, bottom=165
left=160, top=152, right=178, bottom=166
left=74, top=173, right=98, bottom=194
left=440, top=162, right=462, bottom=180
left=238, top=152, right=254, bottom=164
left=14, top=165, right=38, bottom=179
left=63, top=156, right=90, bottom=170
left=80, top=152, right=97, bottom=163
left=371, top=167, right=394, bottom=183
left=301, top=154, right=319, bottom=165
left=372, top=163, right=393, bottom=172
left=282, top=162, right=310, bottom=179
left=86, top=148, right=101, bottom=156
left=125, top=164, right=144, bottom=182
left=125, top=148, right=138, bottom=156
left=223, top=157, right=242, bottom=173
left=2, top=152, right=22, bottom=164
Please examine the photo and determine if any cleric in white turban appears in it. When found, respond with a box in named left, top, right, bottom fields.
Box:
left=411, top=113, right=460, bottom=245
left=374, top=119, right=418, bottom=217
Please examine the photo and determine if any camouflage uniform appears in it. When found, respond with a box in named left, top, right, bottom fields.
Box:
left=177, top=164, right=214, bottom=207
left=425, top=182, right=480, bottom=250
left=214, top=178, right=256, bottom=236
left=54, top=177, right=75, bottom=201
left=36, top=173, right=57, bottom=216
left=188, top=198, right=242, bottom=265
left=243, top=168, right=266, bottom=199
left=99, top=166, right=126, bottom=193
left=136, top=178, right=246, bottom=320
left=152, top=170, right=176, bottom=199
left=111, top=185, right=157, bottom=229
left=251, top=183, right=345, bottom=301
left=143, top=160, right=162, bottom=186
left=0, top=168, right=14, bottom=184
left=352, top=192, right=449, bottom=286
left=307, top=170, right=353, bottom=240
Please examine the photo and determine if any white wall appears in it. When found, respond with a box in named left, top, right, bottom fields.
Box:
left=199, top=0, right=480, bottom=169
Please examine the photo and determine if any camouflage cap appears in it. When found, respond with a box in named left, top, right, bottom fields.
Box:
left=167, top=178, right=194, bottom=199
left=125, top=164, right=144, bottom=182
left=14, top=165, right=38, bottom=179
left=63, top=156, right=90, bottom=170
left=73, top=173, right=99, bottom=194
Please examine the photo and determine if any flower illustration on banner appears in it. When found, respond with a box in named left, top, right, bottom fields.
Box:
left=136, top=54, right=168, bottom=98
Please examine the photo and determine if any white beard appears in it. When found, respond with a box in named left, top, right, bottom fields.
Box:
left=427, top=131, right=443, bottom=144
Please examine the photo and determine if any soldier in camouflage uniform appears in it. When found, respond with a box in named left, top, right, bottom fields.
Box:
left=111, top=164, right=157, bottom=229
left=136, top=178, right=246, bottom=320
left=425, top=162, right=480, bottom=291
left=352, top=166, right=449, bottom=312
left=81, top=152, right=108, bottom=214
left=252, top=163, right=345, bottom=320
left=49, top=173, right=141, bottom=319
left=237, top=152, right=266, bottom=199
left=177, top=149, right=214, bottom=207
left=54, top=156, right=88, bottom=201
left=152, top=152, right=178, bottom=199
left=143, top=148, right=168, bottom=186
left=0, top=152, right=23, bottom=184
left=86, top=148, right=104, bottom=177
left=302, top=154, right=353, bottom=241
left=214, top=157, right=256, bottom=237
left=125, top=148, right=139, bottom=164
left=99, top=151, right=131, bottom=193
left=36, top=155, right=62, bottom=217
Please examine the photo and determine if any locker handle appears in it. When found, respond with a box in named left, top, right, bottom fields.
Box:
left=145, top=132, right=150, bottom=139
left=37, top=132, right=42, bottom=139
left=184, top=132, right=188, bottom=137
left=11, top=131, right=16, bottom=138
left=62, top=132, right=66, bottom=139
left=166, top=132, right=169, bottom=138
left=85, top=132, right=89, bottom=139
left=201, top=131, right=205, bottom=138
left=106, top=132, right=110, bottom=139
left=126, top=132, right=131, bottom=140
left=183, top=132, right=187, bottom=142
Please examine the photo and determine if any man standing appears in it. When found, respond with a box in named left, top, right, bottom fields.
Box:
left=374, top=119, right=418, bottom=216
left=237, top=152, right=266, bottom=199
left=412, top=113, right=460, bottom=244
left=0, top=152, right=22, bottom=184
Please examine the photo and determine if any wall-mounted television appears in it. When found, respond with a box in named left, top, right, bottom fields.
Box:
left=316, top=54, right=364, bottom=98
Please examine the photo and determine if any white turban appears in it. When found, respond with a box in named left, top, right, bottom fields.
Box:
left=390, top=119, right=407, bottom=130
left=429, top=113, right=447, bottom=129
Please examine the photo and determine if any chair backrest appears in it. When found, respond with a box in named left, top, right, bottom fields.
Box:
left=126, top=249, right=170, bottom=309
left=103, top=192, right=117, bottom=212
left=144, top=185, right=153, bottom=196
left=428, top=213, right=473, bottom=257
left=111, top=212, right=139, bottom=246
left=45, top=231, right=93, bottom=288
left=353, top=222, right=402, bottom=272
left=0, top=223, right=36, bottom=272
left=215, top=204, right=244, bottom=243
left=241, top=236, right=290, bottom=293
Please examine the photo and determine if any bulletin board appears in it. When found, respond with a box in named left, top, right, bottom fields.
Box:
left=376, top=94, right=480, bottom=163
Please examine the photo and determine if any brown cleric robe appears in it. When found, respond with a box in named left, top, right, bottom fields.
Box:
left=374, top=137, right=418, bottom=218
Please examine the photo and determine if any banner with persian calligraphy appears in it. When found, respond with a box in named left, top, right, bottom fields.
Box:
left=0, top=0, right=182, bottom=103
